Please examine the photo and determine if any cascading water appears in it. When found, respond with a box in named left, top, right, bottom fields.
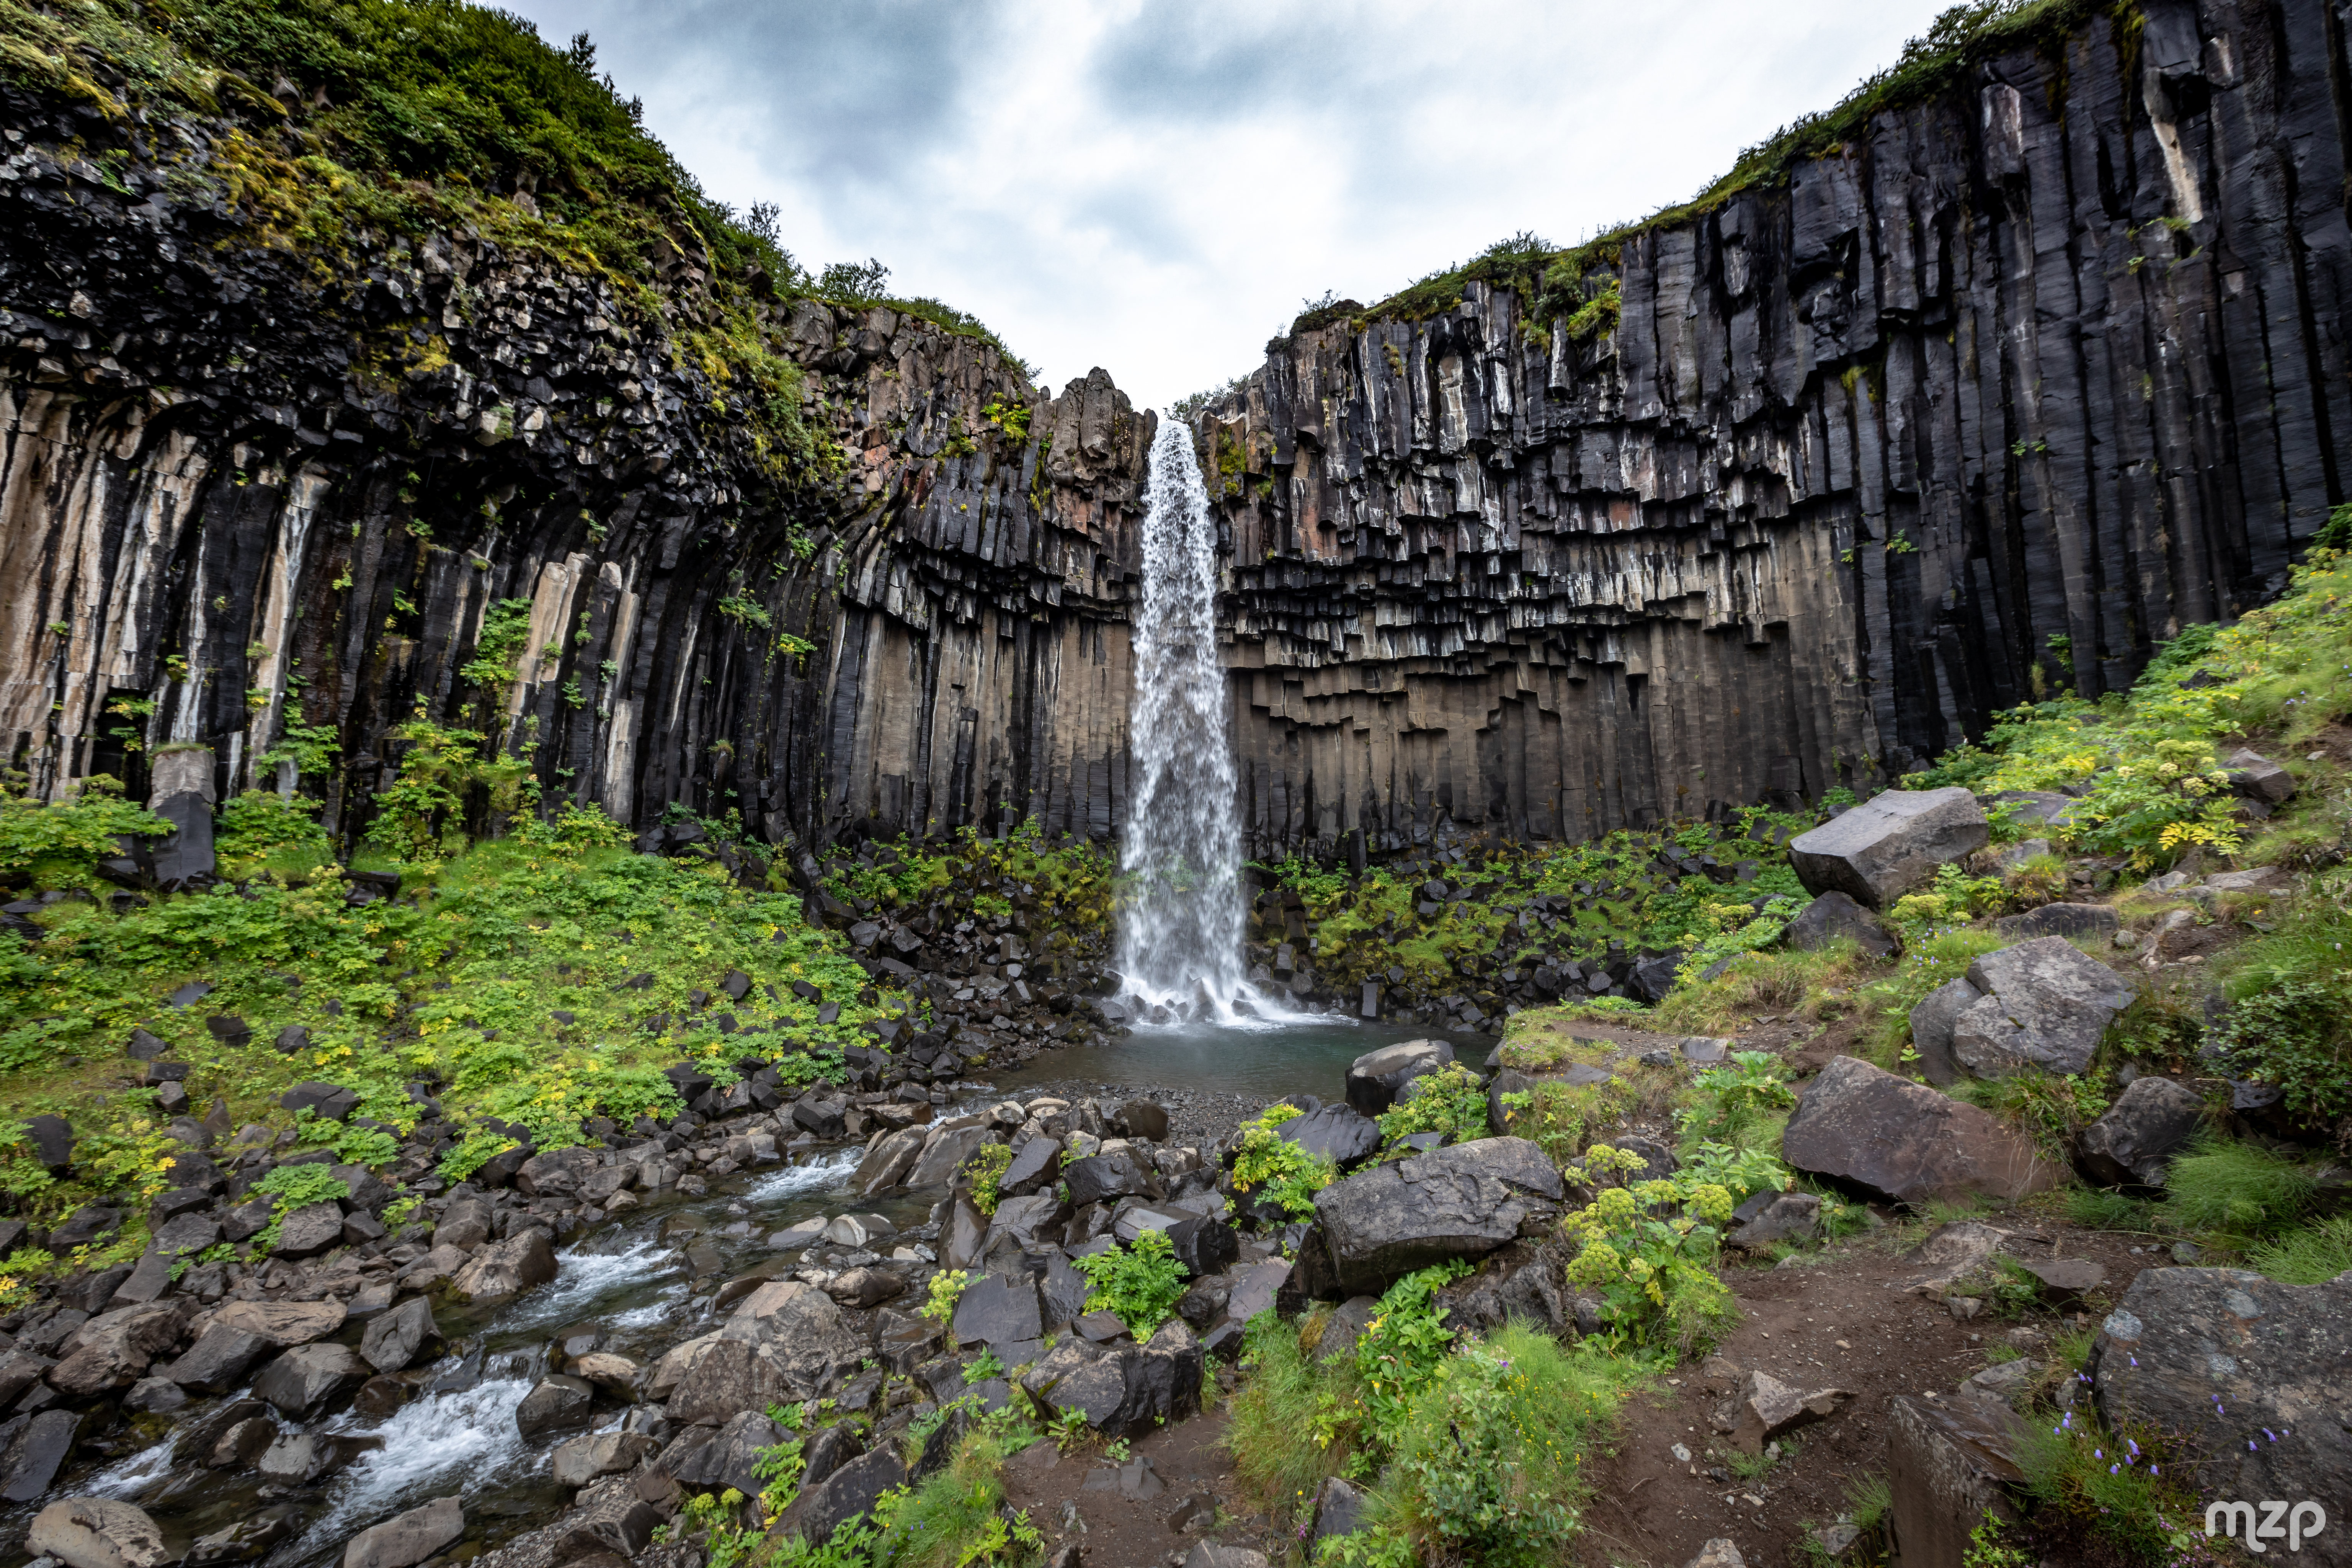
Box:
left=1115, top=419, right=1294, bottom=1025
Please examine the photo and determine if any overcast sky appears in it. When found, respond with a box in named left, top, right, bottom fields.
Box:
left=504, top=0, right=1951, bottom=410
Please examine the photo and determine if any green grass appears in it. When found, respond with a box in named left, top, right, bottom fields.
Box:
left=2163, top=1138, right=2314, bottom=1239
left=2065, top=1187, right=2161, bottom=1232
left=2244, top=1215, right=2352, bottom=1285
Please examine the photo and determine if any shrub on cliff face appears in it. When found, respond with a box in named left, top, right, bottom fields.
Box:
left=0, top=774, right=169, bottom=889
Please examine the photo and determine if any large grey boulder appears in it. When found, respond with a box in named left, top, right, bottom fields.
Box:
left=1788, top=787, right=1988, bottom=909
left=206, top=1298, right=346, bottom=1345
left=664, top=1410, right=783, bottom=1498
left=2073, top=1076, right=2205, bottom=1191
left=1294, top=1137, right=1563, bottom=1297
left=1343, top=1039, right=1453, bottom=1115
left=772, top=1446, right=907, bottom=1544
left=552, top=1429, right=660, bottom=1488
left=1019, top=1318, right=1202, bottom=1439
left=852, top=1125, right=928, bottom=1196
left=1781, top=1056, right=2055, bottom=1207
left=448, top=1229, right=557, bottom=1302
left=253, top=1343, right=366, bottom=1418
left=2091, top=1267, right=2352, bottom=1564
left=1276, top=1103, right=1383, bottom=1167
left=27, top=1496, right=169, bottom=1568
left=46, top=1305, right=185, bottom=1398
left=343, top=1495, right=463, bottom=1568
left=1990, top=902, right=2118, bottom=942
left=358, top=1297, right=438, bottom=1373
left=904, top=1122, right=991, bottom=1190
left=0, top=1409, right=78, bottom=1501
left=1947, top=937, right=2135, bottom=1077
left=160, top=1327, right=268, bottom=1395
left=2224, top=748, right=2297, bottom=804
left=1906, top=978, right=1979, bottom=1087
left=1782, top=890, right=1900, bottom=959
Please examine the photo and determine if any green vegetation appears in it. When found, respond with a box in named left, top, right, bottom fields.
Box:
left=822, top=820, right=1115, bottom=948
left=1071, top=1229, right=1185, bottom=1338
left=963, top=1143, right=1013, bottom=1217
left=250, top=1162, right=353, bottom=1251
left=1230, top=1104, right=1339, bottom=1220
left=1373, top=1062, right=1488, bottom=1146
left=2161, top=1138, right=2313, bottom=1241
left=0, top=774, right=169, bottom=888
left=1559, top=1145, right=1738, bottom=1350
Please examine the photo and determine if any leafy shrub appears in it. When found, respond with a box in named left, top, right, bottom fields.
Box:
left=2208, top=960, right=2352, bottom=1135
left=253, top=1162, right=354, bottom=1251
left=1374, top=1062, right=1488, bottom=1145
left=1072, top=1230, right=1185, bottom=1338
left=215, top=791, right=334, bottom=876
left=0, top=776, right=169, bottom=888
left=1674, top=893, right=1803, bottom=987
left=1560, top=1145, right=1737, bottom=1349
left=1232, top=1104, right=1338, bottom=1219
left=1373, top=1325, right=1624, bottom=1566
left=1677, top=1051, right=1796, bottom=1148
left=964, top=1143, right=1013, bottom=1216
left=1351, top=1260, right=1472, bottom=1449
left=921, top=1271, right=971, bottom=1328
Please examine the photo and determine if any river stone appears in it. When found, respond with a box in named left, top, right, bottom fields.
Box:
left=359, top=1296, right=438, bottom=1373
left=1293, top=1137, right=1563, bottom=1298
left=791, top=1094, right=849, bottom=1140
left=552, top=1429, right=659, bottom=1488
left=568, top=1351, right=641, bottom=1393
left=1781, top=1055, right=2056, bottom=1207
left=1787, top=787, right=1988, bottom=909
left=853, top=1125, right=927, bottom=1196
left=448, top=1228, right=557, bottom=1302
left=825, top=1266, right=907, bottom=1309
left=255, top=1431, right=369, bottom=1485
left=253, top=1342, right=366, bottom=1418
left=207, top=1298, right=346, bottom=1345
left=270, top=1200, right=347, bottom=1259
left=186, top=1511, right=300, bottom=1567
left=514, top=1374, right=595, bottom=1437
left=1276, top=1103, right=1383, bottom=1168
left=342, top=1494, right=463, bottom=1568
left=997, top=1135, right=1062, bottom=1199
left=1116, top=1099, right=1170, bottom=1142
left=729, top=1279, right=867, bottom=1394
left=666, top=1409, right=782, bottom=1497
left=0, top=1409, right=80, bottom=1501
left=1948, top=937, right=2136, bottom=1078
left=2090, top=1265, right=2352, bottom=1553
left=2073, top=1076, right=2204, bottom=1191
left=1343, top=1039, right=1453, bottom=1115
left=26, top=1496, right=169, bottom=1568
left=905, top=1122, right=990, bottom=1189
left=161, top=1327, right=268, bottom=1394
left=47, top=1304, right=185, bottom=1398
left=773, top=1446, right=908, bottom=1544
left=667, top=1338, right=787, bottom=1423
left=1783, top=890, right=1900, bottom=959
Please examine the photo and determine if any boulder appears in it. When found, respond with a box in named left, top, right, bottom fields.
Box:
left=1788, top=787, right=1988, bottom=909
left=1343, top=1039, right=1453, bottom=1115
left=666, top=1337, right=788, bottom=1424
left=514, top=1374, right=596, bottom=1437
left=0, top=1409, right=79, bottom=1502
left=552, top=1430, right=659, bottom=1488
left=1429, top=1246, right=1573, bottom=1338
left=986, top=1194, right=1064, bottom=1251
left=255, top=1432, right=370, bottom=1485
left=1905, top=978, right=1980, bottom=1087
left=852, top=1125, right=927, bottom=1196
left=270, top=1200, right=348, bottom=1259
left=665, top=1410, right=782, bottom=1497
left=1990, top=903, right=2119, bottom=942
left=1781, top=1056, right=2055, bottom=1206
left=1947, top=938, right=2135, bottom=1078
left=953, top=1272, right=1044, bottom=1348
left=1728, top=1369, right=1850, bottom=1454
left=2073, top=1076, right=2205, bottom=1191
left=1063, top=1151, right=1157, bottom=1208
left=905, top=1123, right=991, bottom=1190
left=359, top=1297, right=438, bottom=1373
left=2223, top=748, right=2296, bottom=804
left=771, top=1446, right=907, bottom=1544
left=253, top=1342, right=366, bottom=1418
left=207, top=1299, right=347, bottom=1345
left=22, top=1114, right=75, bottom=1175
left=2090, top=1266, right=2351, bottom=1554
left=1019, top=1318, right=1202, bottom=1439
left=160, top=1327, right=269, bottom=1394
left=1723, top=1191, right=1822, bottom=1251
left=1312, top=1475, right=1369, bottom=1546
left=1782, top=890, right=1900, bottom=959
left=26, top=1496, right=169, bottom=1568
left=1294, top=1137, right=1563, bottom=1298
left=278, top=1081, right=359, bottom=1122
left=824, top=1267, right=907, bottom=1310
left=1117, top=1099, right=1170, bottom=1142
left=46, top=1304, right=185, bottom=1398
left=1275, top=1103, right=1383, bottom=1168
left=728, top=1278, right=867, bottom=1394
left=1884, top=1391, right=2027, bottom=1568
left=448, top=1229, right=557, bottom=1302
left=998, top=1135, right=1062, bottom=1199
left=342, top=1495, right=463, bottom=1568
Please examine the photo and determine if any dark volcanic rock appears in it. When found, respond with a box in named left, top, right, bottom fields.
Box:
left=1783, top=891, right=1899, bottom=960
left=1787, top=789, right=1988, bottom=910
left=2073, top=1076, right=2204, bottom=1192
left=1343, top=1040, right=1453, bottom=1116
left=1275, top=1103, right=1383, bottom=1168
left=1782, top=1055, right=2056, bottom=1207
left=1294, top=1137, right=1563, bottom=1298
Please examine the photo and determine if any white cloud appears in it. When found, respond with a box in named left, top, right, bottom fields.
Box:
left=503, top=0, right=1953, bottom=408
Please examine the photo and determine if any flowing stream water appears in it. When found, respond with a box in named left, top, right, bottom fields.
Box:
left=1114, top=420, right=1296, bottom=1027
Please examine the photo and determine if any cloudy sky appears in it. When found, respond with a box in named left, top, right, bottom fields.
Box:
left=505, top=0, right=1951, bottom=410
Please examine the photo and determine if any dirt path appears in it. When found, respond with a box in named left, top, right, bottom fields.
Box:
left=1003, top=1404, right=1284, bottom=1568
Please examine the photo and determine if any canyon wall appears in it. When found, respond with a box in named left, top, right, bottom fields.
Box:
left=0, top=77, right=1153, bottom=853
left=1195, top=0, right=2352, bottom=859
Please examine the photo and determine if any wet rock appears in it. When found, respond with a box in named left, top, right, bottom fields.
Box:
left=255, top=1431, right=372, bottom=1485
left=46, top=1304, right=185, bottom=1398
left=161, top=1327, right=268, bottom=1395
left=997, top=1135, right=1062, bottom=1198
left=26, top=1496, right=169, bottom=1568
left=905, top=1122, right=991, bottom=1189
left=253, top=1342, right=367, bottom=1418
left=2073, top=1076, right=2204, bottom=1191
left=353, top=1376, right=408, bottom=1418
left=727, top=1278, right=867, bottom=1394
left=342, top=1494, right=464, bottom=1568
left=1945, top=938, right=2136, bottom=1078
left=1021, top=1318, right=1202, bottom=1439
left=2090, top=1266, right=2351, bottom=1537
left=1292, top=1137, right=1563, bottom=1297
left=184, top=1509, right=299, bottom=1566
left=1729, top=1369, right=1850, bottom=1454
left=771, top=1447, right=907, bottom=1544
left=664, top=1336, right=789, bottom=1424
left=1788, top=787, right=1988, bottom=909
left=359, top=1296, right=439, bottom=1373
left=1781, top=1056, right=2056, bottom=1207
left=1343, top=1040, right=1453, bottom=1115
left=825, top=1266, right=907, bottom=1309
left=1274, top=1104, right=1382, bottom=1168
left=853, top=1125, right=928, bottom=1196
left=188, top=1401, right=276, bottom=1469
left=515, top=1374, right=596, bottom=1437
left=449, top=1229, right=558, bottom=1302
left=0, top=1409, right=79, bottom=1501
left=1783, top=890, right=1900, bottom=960
left=1312, top=1475, right=1369, bottom=1545
left=1062, top=1151, right=1157, bottom=1207
left=207, top=1299, right=346, bottom=1345
left=568, top=1351, right=641, bottom=1393
left=791, top=1095, right=849, bottom=1140
left=123, top=1375, right=186, bottom=1414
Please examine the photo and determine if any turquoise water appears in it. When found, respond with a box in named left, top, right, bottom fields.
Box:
left=993, top=1016, right=1493, bottom=1101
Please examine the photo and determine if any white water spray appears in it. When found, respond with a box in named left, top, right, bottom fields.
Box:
left=1116, top=420, right=1297, bottom=1025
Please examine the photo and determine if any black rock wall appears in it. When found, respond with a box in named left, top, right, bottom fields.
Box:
left=1195, top=0, right=2352, bottom=858
left=0, top=84, right=1154, bottom=854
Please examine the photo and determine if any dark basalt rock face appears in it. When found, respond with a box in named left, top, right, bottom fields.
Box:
left=0, top=78, right=1151, bottom=852
left=1190, top=0, right=2352, bottom=856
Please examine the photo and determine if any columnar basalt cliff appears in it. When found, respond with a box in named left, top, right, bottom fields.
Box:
left=0, top=78, right=1153, bottom=853
left=1195, top=0, right=2352, bottom=859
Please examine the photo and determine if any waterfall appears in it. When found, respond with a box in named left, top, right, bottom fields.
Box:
left=1115, top=419, right=1292, bottom=1025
